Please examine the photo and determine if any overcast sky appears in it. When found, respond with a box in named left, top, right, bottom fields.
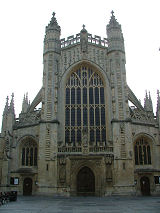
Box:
left=0, top=0, right=160, bottom=128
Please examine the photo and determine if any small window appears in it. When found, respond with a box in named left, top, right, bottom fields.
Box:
left=134, top=137, right=151, bottom=165
left=154, top=176, right=160, bottom=184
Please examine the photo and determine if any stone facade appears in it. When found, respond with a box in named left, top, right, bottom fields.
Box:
left=0, top=11, right=160, bottom=196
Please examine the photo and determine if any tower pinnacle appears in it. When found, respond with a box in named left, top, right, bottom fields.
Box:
left=3, top=96, right=9, bottom=114
left=106, top=11, right=125, bottom=52
left=46, top=12, right=61, bottom=32
left=9, top=93, right=15, bottom=116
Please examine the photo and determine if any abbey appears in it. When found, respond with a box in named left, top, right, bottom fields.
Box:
left=0, top=12, right=160, bottom=196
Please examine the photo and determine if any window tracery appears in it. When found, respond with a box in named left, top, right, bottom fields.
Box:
left=65, top=65, right=106, bottom=145
left=21, top=140, right=37, bottom=166
left=134, top=137, right=151, bottom=165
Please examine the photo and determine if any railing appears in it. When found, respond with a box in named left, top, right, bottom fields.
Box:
left=58, top=146, right=82, bottom=153
left=61, top=33, right=108, bottom=48
left=58, top=146, right=113, bottom=153
left=89, top=146, right=113, bottom=153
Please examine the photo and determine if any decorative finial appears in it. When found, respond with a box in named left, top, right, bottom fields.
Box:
left=52, top=12, right=56, bottom=17
left=82, top=24, right=85, bottom=29
left=11, top=93, right=14, bottom=99
left=111, top=10, right=114, bottom=16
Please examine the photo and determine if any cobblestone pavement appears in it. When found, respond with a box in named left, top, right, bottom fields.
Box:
left=0, top=196, right=160, bottom=213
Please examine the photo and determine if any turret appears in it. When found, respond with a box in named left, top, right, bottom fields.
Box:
left=107, top=11, right=125, bottom=53
left=43, top=12, right=61, bottom=54
left=107, top=12, right=134, bottom=191
left=42, top=12, right=61, bottom=121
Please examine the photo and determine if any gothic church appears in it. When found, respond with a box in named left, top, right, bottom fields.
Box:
left=0, top=12, right=160, bottom=196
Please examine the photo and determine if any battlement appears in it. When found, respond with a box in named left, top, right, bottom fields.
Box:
left=61, top=33, right=108, bottom=49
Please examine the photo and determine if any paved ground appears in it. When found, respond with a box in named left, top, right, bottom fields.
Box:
left=0, top=196, right=160, bottom=213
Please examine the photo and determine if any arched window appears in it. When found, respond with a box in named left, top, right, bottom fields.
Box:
left=134, top=137, right=151, bottom=165
left=65, top=65, right=106, bottom=145
left=21, top=140, right=38, bottom=166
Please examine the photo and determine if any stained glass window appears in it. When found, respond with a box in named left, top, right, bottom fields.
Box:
left=65, top=66, right=106, bottom=144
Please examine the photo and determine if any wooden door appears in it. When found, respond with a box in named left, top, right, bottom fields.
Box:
left=23, top=178, right=32, bottom=196
left=77, top=167, right=95, bottom=196
left=140, top=176, right=150, bottom=196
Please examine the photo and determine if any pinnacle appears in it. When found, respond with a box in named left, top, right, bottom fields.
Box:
left=144, top=90, right=153, bottom=112
left=107, top=10, right=121, bottom=29
left=46, top=11, right=61, bottom=32
left=81, top=24, right=87, bottom=33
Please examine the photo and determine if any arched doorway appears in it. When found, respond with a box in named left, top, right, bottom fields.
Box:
left=140, top=176, right=150, bottom=196
left=77, top=166, right=95, bottom=196
left=23, top=178, right=32, bottom=195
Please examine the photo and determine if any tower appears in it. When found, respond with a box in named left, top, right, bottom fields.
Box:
left=37, top=12, right=61, bottom=193
left=107, top=11, right=134, bottom=194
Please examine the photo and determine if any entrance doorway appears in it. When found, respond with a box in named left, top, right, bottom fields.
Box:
left=77, top=166, right=95, bottom=196
left=140, top=176, right=150, bottom=196
left=23, top=177, right=32, bottom=195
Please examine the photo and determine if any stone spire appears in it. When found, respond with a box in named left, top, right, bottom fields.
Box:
left=22, top=93, right=30, bottom=113
left=3, top=96, right=9, bottom=115
left=9, top=93, right=15, bottom=116
left=156, top=90, right=160, bottom=113
left=45, top=12, right=61, bottom=32
left=106, top=11, right=125, bottom=52
left=144, top=91, right=153, bottom=112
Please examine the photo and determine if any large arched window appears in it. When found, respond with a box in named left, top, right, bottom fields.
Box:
left=65, top=65, right=106, bottom=145
left=134, top=137, right=151, bottom=165
left=21, top=139, right=37, bottom=166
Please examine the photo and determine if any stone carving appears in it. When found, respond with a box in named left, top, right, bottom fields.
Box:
left=59, top=157, right=66, bottom=165
left=106, top=165, right=112, bottom=181
left=82, top=128, right=89, bottom=155
left=50, top=152, right=56, bottom=161
left=15, top=110, right=41, bottom=127
left=95, top=160, right=101, bottom=167
left=59, top=166, right=66, bottom=183
left=130, top=108, right=155, bottom=123
left=80, top=25, right=88, bottom=53
left=120, top=123, right=125, bottom=134
left=71, top=159, right=79, bottom=172
left=105, top=156, right=112, bottom=165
